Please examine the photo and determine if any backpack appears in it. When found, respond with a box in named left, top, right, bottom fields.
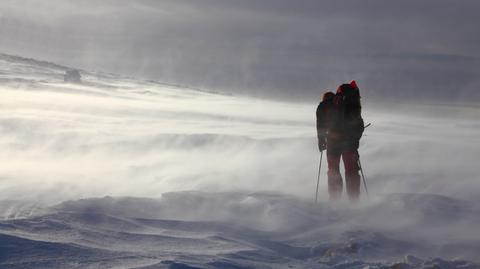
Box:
left=332, top=81, right=364, bottom=139
left=337, top=80, right=361, bottom=118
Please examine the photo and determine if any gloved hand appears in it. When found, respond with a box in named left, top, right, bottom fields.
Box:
left=318, top=136, right=327, bottom=152
left=318, top=141, right=327, bottom=152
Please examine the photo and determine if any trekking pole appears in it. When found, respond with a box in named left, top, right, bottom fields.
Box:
left=357, top=156, right=369, bottom=197
left=358, top=123, right=371, bottom=196
left=315, top=151, right=324, bottom=203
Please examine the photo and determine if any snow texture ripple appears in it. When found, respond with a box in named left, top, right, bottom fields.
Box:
left=0, top=53, right=480, bottom=268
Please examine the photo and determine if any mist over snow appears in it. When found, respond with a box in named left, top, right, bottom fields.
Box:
left=1, top=54, right=480, bottom=268
left=0, top=53, right=315, bottom=203
left=1, top=53, right=479, bottom=203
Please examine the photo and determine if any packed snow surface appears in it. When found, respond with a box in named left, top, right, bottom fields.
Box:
left=0, top=53, right=479, bottom=268
left=2, top=192, right=480, bottom=268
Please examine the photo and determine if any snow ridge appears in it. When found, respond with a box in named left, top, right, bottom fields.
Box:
left=0, top=192, right=479, bottom=269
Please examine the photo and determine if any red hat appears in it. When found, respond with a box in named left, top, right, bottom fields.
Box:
left=350, top=80, right=358, bottom=89
left=337, top=81, right=359, bottom=94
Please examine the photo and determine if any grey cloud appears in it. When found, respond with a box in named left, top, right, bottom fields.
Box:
left=0, top=0, right=479, bottom=102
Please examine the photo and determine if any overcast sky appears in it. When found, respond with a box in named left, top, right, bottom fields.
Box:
left=1, top=0, right=479, bottom=102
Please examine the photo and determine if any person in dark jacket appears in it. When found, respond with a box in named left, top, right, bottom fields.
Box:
left=316, top=91, right=335, bottom=152
left=316, top=82, right=364, bottom=201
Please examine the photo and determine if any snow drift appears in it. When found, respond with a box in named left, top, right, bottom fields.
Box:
left=1, top=192, right=479, bottom=268
left=0, top=53, right=479, bottom=268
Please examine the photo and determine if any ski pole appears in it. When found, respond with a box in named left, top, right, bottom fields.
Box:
left=357, top=156, right=369, bottom=197
left=315, top=151, right=323, bottom=203
left=359, top=122, right=371, bottom=196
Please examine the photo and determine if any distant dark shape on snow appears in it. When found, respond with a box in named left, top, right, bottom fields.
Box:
left=64, top=69, right=81, bottom=83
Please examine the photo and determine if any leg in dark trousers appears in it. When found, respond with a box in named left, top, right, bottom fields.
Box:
left=327, top=151, right=343, bottom=200
left=342, top=149, right=361, bottom=201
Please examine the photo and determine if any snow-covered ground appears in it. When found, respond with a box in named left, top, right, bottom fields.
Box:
left=0, top=53, right=479, bottom=268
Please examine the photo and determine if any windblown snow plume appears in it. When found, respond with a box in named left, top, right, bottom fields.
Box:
left=0, top=53, right=479, bottom=268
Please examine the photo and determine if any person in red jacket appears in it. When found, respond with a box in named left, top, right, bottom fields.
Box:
left=316, top=81, right=364, bottom=201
